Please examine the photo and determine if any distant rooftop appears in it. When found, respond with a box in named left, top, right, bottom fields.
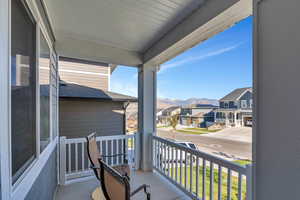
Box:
left=182, top=104, right=218, bottom=109
left=192, top=104, right=218, bottom=108
left=220, top=87, right=252, bottom=101
left=59, top=82, right=136, bottom=102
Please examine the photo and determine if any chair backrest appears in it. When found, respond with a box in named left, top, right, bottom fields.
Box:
left=99, top=159, right=130, bottom=200
left=86, top=132, right=101, bottom=180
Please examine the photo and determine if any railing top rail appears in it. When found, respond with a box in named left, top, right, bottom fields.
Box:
left=96, top=134, right=135, bottom=142
left=63, top=133, right=136, bottom=144
left=152, top=135, right=249, bottom=174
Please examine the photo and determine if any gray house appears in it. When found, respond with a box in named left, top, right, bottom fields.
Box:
left=59, top=83, right=136, bottom=138
left=179, top=104, right=218, bottom=128
left=215, top=87, right=252, bottom=127
left=156, top=106, right=181, bottom=125
left=57, top=57, right=136, bottom=139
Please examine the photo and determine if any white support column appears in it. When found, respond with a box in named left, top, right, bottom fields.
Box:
left=0, top=0, right=11, bottom=199
left=225, top=112, right=229, bottom=127
left=214, top=112, right=217, bottom=122
left=254, top=0, right=300, bottom=200
left=137, top=64, right=157, bottom=171
left=234, top=112, right=237, bottom=126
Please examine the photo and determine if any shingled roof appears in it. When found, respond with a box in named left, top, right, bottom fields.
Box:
left=59, top=83, right=137, bottom=102
left=220, top=87, right=252, bottom=101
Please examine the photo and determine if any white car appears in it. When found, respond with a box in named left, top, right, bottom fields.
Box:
left=156, top=140, right=198, bottom=164
left=176, top=141, right=197, bottom=150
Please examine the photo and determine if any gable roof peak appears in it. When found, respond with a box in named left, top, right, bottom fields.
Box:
left=220, top=87, right=252, bottom=101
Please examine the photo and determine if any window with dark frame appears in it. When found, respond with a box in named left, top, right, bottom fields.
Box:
left=11, top=0, right=37, bottom=183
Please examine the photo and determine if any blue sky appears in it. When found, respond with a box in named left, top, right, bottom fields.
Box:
left=111, top=16, right=252, bottom=100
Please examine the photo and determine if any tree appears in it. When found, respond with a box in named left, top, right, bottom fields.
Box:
left=169, top=114, right=179, bottom=131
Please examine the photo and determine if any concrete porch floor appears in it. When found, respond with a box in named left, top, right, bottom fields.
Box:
left=55, top=170, right=190, bottom=200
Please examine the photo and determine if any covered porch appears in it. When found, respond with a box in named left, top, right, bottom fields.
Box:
left=56, top=134, right=251, bottom=199
left=2, top=0, right=300, bottom=199
left=56, top=170, right=189, bottom=200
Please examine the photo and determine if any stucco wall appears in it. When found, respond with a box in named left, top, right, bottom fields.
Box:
left=25, top=148, right=57, bottom=200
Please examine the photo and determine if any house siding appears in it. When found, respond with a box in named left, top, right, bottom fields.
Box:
left=239, top=91, right=252, bottom=109
left=58, top=59, right=109, bottom=90
left=59, top=99, right=125, bottom=138
left=25, top=148, right=57, bottom=200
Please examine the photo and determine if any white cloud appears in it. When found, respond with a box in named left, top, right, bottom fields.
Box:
left=159, top=43, right=243, bottom=74
left=110, top=43, right=243, bottom=97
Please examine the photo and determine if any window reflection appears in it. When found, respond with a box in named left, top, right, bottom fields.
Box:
left=40, top=33, right=51, bottom=152
left=11, top=0, right=36, bottom=183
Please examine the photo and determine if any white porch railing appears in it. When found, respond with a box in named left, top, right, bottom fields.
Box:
left=152, top=136, right=252, bottom=200
left=59, top=134, right=136, bottom=185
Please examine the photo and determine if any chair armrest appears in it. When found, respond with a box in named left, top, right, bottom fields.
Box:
left=131, top=184, right=151, bottom=200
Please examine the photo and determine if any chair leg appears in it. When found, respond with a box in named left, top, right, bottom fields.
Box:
left=144, top=186, right=151, bottom=200
left=131, top=184, right=151, bottom=199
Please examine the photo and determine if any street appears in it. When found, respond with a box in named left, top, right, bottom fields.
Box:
left=157, top=128, right=252, bottom=161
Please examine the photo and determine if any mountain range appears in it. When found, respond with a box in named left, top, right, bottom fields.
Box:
left=157, top=98, right=219, bottom=109
left=126, top=98, right=219, bottom=121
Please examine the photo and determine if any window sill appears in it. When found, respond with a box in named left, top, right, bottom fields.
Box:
left=11, top=137, right=58, bottom=200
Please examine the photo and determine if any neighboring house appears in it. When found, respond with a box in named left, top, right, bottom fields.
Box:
left=215, top=87, right=253, bottom=127
left=57, top=57, right=136, bottom=138
left=41, top=57, right=137, bottom=138
left=59, top=83, right=136, bottom=138
left=157, top=106, right=181, bottom=125
left=179, top=104, right=218, bottom=128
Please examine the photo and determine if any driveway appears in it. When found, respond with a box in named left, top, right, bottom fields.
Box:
left=203, top=127, right=252, bottom=143
left=157, top=127, right=252, bottom=161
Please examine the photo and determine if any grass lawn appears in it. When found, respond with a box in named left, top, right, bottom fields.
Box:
left=127, top=138, right=133, bottom=148
left=176, top=128, right=220, bottom=135
left=233, top=160, right=252, bottom=166
left=167, top=166, right=247, bottom=200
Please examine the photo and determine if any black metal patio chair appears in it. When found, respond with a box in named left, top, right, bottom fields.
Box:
left=99, top=158, right=151, bottom=200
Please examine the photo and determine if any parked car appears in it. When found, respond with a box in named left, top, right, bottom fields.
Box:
left=156, top=140, right=198, bottom=164
left=176, top=141, right=197, bottom=150
left=245, top=119, right=252, bottom=126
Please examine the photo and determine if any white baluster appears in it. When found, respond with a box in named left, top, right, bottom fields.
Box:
left=68, top=143, right=71, bottom=173
left=238, top=173, right=242, bottom=200
left=202, top=159, right=206, bottom=200
left=116, top=139, right=119, bottom=165
left=218, top=165, right=222, bottom=200
left=196, top=156, right=199, bottom=198
left=81, top=142, right=84, bottom=170
left=75, top=143, right=78, bottom=172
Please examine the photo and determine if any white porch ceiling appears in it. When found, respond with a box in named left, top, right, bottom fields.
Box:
left=43, top=0, right=251, bottom=66
left=45, top=0, right=205, bottom=52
